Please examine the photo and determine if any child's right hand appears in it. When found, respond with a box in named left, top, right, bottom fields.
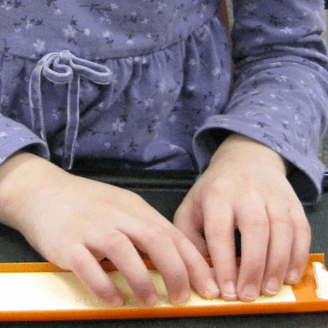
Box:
left=0, top=152, right=219, bottom=307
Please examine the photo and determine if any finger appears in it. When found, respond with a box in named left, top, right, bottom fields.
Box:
left=171, top=227, right=220, bottom=300
left=119, top=218, right=191, bottom=305
left=284, top=206, right=311, bottom=285
left=261, top=203, right=294, bottom=296
left=174, top=199, right=220, bottom=300
left=236, top=199, right=269, bottom=301
left=86, top=230, right=159, bottom=307
left=174, top=196, right=209, bottom=257
left=203, top=195, right=237, bottom=301
left=149, top=199, right=220, bottom=301
left=68, top=244, right=124, bottom=307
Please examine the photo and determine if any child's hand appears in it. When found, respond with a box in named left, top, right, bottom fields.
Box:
left=0, top=152, right=219, bottom=307
left=174, top=134, right=311, bottom=301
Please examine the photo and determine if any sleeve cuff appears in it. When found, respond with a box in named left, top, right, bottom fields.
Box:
left=0, top=118, right=50, bottom=166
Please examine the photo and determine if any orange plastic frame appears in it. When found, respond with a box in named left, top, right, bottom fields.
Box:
left=0, top=254, right=326, bottom=322
left=0, top=1, right=326, bottom=322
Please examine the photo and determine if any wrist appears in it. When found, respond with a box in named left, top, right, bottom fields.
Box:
left=210, top=133, right=289, bottom=176
left=0, top=152, right=67, bottom=230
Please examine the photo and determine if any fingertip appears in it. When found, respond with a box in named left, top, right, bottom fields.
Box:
left=285, top=268, right=300, bottom=285
left=98, top=293, right=124, bottom=308
left=111, top=296, right=125, bottom=308
left=136, top=293, right=159, bottom=308
left=88, top=279, right=122, bottom=306
left=261, top=277, right=281, bottom=296
left=220, top=281, right=237, bottom=301
left=238, top=284, right=260, bottom=302
left=144, top=294, right=159, bottom=307
left=202, top=278, right=220, bottom=299
left=146, top=294, right=159, bottom=307
left=171, top=289, right=191, bottom=305
left=222, top=293, right=238, bottom=301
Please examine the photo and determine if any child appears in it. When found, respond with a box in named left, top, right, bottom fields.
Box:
left=0, top=0, right=327, bottom=307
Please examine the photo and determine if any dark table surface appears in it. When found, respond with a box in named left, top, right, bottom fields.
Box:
left=0, top=172, right=327, bottom=328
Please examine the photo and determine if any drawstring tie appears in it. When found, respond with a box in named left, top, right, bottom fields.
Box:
left=29, top=50, right=113, bottom=170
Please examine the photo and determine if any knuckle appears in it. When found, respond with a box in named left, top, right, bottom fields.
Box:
left=169, top=269, right=188, bottom=284
left=143, top=224, right=168, bottom=244
left=205, top=221, right=232, bottom=240
left=89, top=279, right=106, bottom=294
left=296, top=220, right=311, bottom=236
left=238, top=191, right=261, bottom=208
left=289, top=210, right=311, bottom=235
left=242, top=215, right=269, bottom=232
left=89, top=280, right=113, bottom=299
left=105, top=233, right=129, bottom=252
left=243, top=256, right=266, bottom=274
left=174, top=204, right=188, bottom=220
left=68, top=249, right=87, bottom=272
left=172, top=230, right=192, bottom=249
left=168, top=228, right=184, bottom=242
left=201, top=178, right=230, bottom=199
left=270, top=212, right=294, bottom=230
left=131, top=193, right=149, bottom=208
left=130, top=274, right=151, bottom=289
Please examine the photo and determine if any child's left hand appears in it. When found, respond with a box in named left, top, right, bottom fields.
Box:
left=174, top=133, right=311, bottom=302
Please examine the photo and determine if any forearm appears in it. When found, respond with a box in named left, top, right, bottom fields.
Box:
left=0, top=152, right=68, bottom=231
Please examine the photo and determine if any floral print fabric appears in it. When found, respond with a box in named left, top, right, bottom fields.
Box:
left=0, top=0, right=328, bottom=205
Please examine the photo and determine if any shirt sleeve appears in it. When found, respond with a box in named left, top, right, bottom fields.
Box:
left=0, top=113, right=49, bottom=166
left=193, top=0, right=328, bottom=205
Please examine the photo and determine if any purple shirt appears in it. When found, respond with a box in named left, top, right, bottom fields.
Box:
left=0, top=0, right=328, bottom=205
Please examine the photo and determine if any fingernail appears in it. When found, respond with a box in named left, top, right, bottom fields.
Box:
left=204, top=279, right=220, bottom=299
left=242, top=284, right=258, bottom=301
left=222, top=281, right=237, bottom=300
left=172, top=290, right=190, bottom=305
left=264, top=277, right=280, bottom=296
left=286, top=269, right=299, bottom=284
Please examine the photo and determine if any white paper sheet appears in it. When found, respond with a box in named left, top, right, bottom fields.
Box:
left=0, top=270, right=296, bottom=311
left=313, top=262, right=328, bottom=300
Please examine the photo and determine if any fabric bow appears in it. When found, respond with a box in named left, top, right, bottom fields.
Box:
left=29, top=50, right=113, bottom=169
